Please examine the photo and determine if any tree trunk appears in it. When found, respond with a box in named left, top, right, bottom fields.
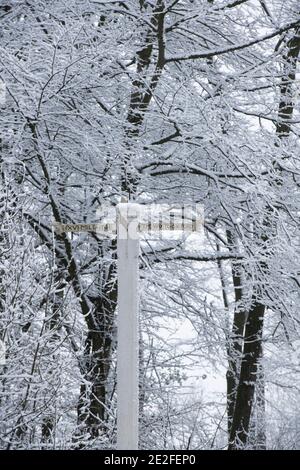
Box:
left=228, top=29, right=300, bottom=449
left=226, top=230, right=247, bottom=437
left=228, top=299, right=264, bottom=449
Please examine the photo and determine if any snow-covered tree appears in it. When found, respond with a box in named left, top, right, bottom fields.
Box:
left=0, top=0, right=299, bottom=449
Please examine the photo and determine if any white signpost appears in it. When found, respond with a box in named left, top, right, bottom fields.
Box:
left=116, top=202, right=140, bottom=450
left=54, top=201, right=203, bottom=450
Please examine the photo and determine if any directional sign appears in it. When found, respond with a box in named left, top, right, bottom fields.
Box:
left=53, top=202, right=203, bottom=450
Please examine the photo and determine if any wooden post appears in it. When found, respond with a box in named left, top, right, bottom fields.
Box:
left=52, top=202, right=202, bottom=450
left=116, top=203, right=140, bottom=450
